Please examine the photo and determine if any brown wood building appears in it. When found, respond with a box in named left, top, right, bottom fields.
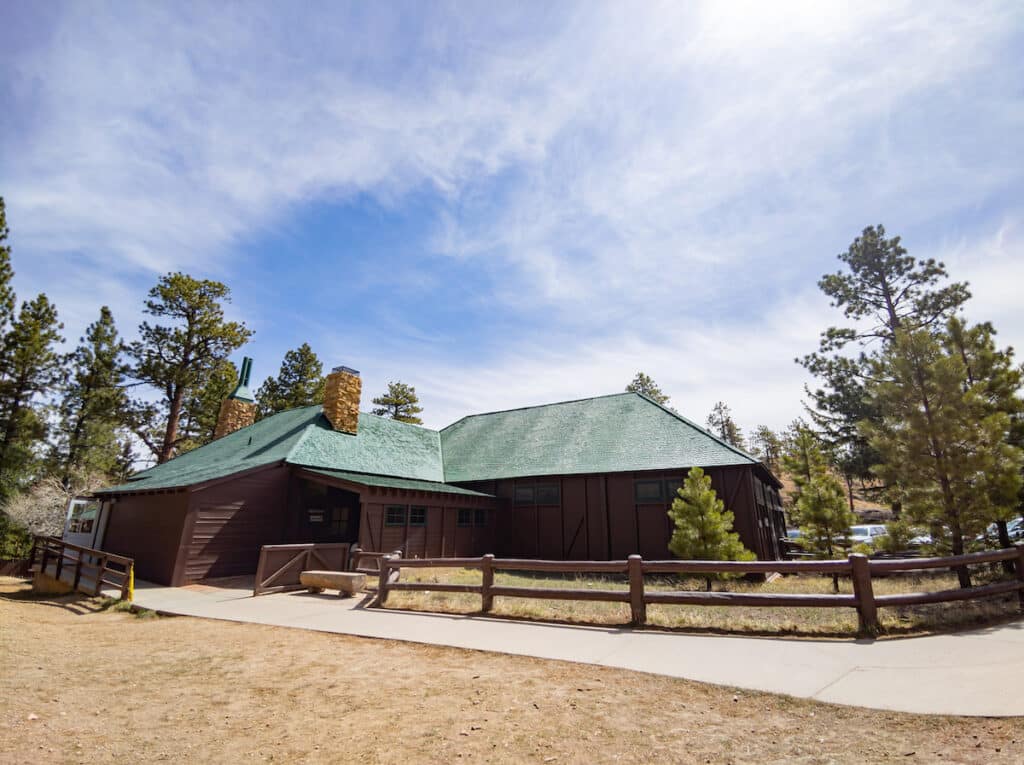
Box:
left=92, top=369, right=783, bottom=586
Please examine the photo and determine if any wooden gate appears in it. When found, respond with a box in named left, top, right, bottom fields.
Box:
left=252, top=543, right=351, bottom=596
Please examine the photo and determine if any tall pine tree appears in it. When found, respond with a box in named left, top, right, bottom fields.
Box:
left=0, top=295, right=64, bottom=497
left=800, top=225, right=970, bottom=501
left=706, top=401, right=745, bottom=449
left=126, top=273, right=252, bottom=463
left=256, top=343, right=325, bottom=418
left=863, top=325, right=1023, bottom=587
left=53, top=306, right=127, bottom=484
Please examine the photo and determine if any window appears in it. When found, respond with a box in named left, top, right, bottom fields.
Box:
left=634, top=480, right=664, bottom=503
left=514, top=485, right=535, bottom=505
left=474, top=509, right=488, bottom=527
left=457, top=508, right=474, bottom=527
left=385, top=506, right=407, bottom=526
left=664, top=479, right=684, bottom=501
left=308, top=509, right=326, bottom=524
left=535, top=484, right=560, bottom=505
left=409, top=506, right=427, bottom=527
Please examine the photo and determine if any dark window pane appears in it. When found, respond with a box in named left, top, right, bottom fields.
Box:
left=535, top=484, right=560, bottom=504
left=457, top=508, right=473, bottom=527
left=385, top=506, right=406, bottom=526
left=474, top=509, right=487, bottom=526
left=634, top=480, right=664, bottom=503
left=514, top=485, right=535, bottom=505
left=409, top=506, right=427, bottom=526
left=664, top=479, right=684, bottom=501
left=308, top=509, right=326, bottom=523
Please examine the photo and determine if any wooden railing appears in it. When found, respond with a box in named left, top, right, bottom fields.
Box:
left=374, top=545, right=1024, bottom=634
left=30, top=536, right=134, bottom=601
left=350, top=546, right=403, bottom=576
left=253, top=543, right=351, bottom=596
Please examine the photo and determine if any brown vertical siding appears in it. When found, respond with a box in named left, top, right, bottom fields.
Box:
left=606, top=475, right=637, bottom=559
left=561, top=476, right=587, bottom=559
left=462, top=465, right=777, bottom=562
left=585, top=476, right=608, bottom=558
left=101, top=492, right=189, bottom=586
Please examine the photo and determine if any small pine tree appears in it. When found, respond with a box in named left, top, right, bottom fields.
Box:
left=797, top=472, right=857, bottom=592
left=750, top=425, right=783, bottom=473
left=371, top=381, right=423, bottom=424
left=780, top=420, right=830, bottom=519
left=668, top=466, right=755, bottom=590
left=625, top=372, right=670, bottom=406
left=706, top=401, right=745, bottom=449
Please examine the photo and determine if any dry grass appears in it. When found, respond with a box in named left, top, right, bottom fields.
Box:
left=2, top=577, right=1022, bottom=764
left=385, top=566, right=1023, bottom=638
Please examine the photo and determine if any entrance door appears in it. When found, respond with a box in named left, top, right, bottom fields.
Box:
left=302, top=482, right=361, bottom=544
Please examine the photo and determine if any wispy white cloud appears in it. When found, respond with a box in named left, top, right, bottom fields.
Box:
left=1, top=0, right=1022, bottom=435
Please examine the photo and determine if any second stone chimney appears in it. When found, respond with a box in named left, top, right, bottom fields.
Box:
left=322, top=365, right=361, bottom=434
left=214, top=356, right=257, bottom=439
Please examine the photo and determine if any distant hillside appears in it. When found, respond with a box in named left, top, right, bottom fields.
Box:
left=775, top=470, right=892, bottom=525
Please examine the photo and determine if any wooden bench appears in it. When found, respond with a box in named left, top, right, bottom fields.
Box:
left=300, top=570, right=367, bottom=597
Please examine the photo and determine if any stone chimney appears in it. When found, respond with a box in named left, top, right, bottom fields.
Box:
left=214, top=356, right=257, bottom=439
left=323, top=365, right=361, bottom=434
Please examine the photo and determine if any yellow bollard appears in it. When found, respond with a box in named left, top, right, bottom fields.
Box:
left=127, top=567, right=135, bottom=602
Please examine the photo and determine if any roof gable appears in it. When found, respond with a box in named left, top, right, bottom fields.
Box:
left=440, top=392, right=757, bottom=482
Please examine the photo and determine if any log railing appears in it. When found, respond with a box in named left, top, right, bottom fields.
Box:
left=253, top=543, right=351, bottom=596
left=30, top=535, right=134, bottom=601
left=373, top=544, right=1024, bottom=634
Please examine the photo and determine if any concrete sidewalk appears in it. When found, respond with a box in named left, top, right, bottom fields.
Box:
left=132, top=580, right=1024, bottom=717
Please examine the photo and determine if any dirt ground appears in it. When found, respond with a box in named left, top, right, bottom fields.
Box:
left=1, top=578, right=1021, bottom=764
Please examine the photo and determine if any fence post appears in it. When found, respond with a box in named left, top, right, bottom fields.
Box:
left=350, top=545, right=362, bottom=571
left=377, top=554, right=396, bottom=607
left=72, top=553, right=83, bottom=592
left=849, top=553, right=878, bottom=635
left=628, top=555, right=646, bottom=627
left=1015, top=544, right=1024, bottom=613
left=481, top=554, right=495, bottom=612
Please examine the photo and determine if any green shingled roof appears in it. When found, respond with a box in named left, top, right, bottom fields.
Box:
left=440, top=393, right=759, bottom=482
left=301, top=468, right=493, bottom=497
left=100, top=392, right=764, bottom=495
left=100, top=406, right=443, bottom=494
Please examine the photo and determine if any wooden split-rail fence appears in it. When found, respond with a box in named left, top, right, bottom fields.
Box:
left=373, top=545, right=1024, bottom=633
left=29, top=535, right=134, bottom=601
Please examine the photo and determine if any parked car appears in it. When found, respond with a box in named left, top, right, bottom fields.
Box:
left=978, top=517, right=1024, bottom=543
left=848, top=524, right=888, bottom=548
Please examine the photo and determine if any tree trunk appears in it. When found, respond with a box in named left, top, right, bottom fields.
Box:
left=996, top=520, right=1014, bottom=575
left=158, top=388, right=184, bottom=464
left=844, top=473, right=855, bottom=514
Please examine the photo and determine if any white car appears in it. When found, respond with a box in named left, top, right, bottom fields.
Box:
left=848, top=524, right=888, bottom=547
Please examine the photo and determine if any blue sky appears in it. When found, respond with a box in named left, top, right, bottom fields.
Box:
left=2, top=1, right=1023, bottom=433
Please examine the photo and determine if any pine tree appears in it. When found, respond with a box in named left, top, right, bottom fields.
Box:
left=0, top=198, right=15, bottom=334
left=53, top=306, right=127, bottom=484
left=862, top=326, right=1023, bottom=587
left=177, top=358, right=238, bottom=452
left=796, top=472, right=856, bottom=592
left=667, top=466, right=755, bottom=590
left=750, top=425, right=783, bottom=473
left=800, top=225, right=970, bottom=499
left=126, top=273, right=252, bottom=463
left=256, top=343, right=325, bottom=418
left=625, top=372, right=670, bottom=406
left=706, top=401, right=745, bottom=449
left=0, top=295, right=65, bottom=498
left=780, top=420, right=830, bottom=520
left=371, top=381, right=423, bottom=424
